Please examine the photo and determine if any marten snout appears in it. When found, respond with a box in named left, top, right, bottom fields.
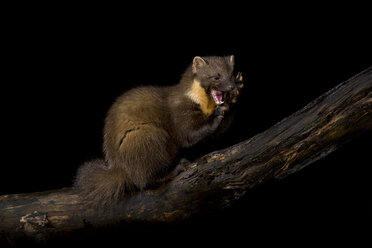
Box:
left=213, top=81, right=235, bottom=92
left=224, top=83, right=235, bottom=92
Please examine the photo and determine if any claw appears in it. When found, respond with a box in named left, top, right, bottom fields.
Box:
left=235, top=72, right=243, bottom=85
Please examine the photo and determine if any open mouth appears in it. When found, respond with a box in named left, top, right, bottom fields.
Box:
left=211, top=89, right=224, bottom=105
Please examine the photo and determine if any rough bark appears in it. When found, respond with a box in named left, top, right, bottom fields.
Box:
left=1, top=67, right=371, bottom=243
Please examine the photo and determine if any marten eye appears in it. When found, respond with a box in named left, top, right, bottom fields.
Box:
left=210, top=74, right=221, bottom=81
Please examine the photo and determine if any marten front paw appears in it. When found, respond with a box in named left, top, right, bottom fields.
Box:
left=236, top=71, right=244, bottom=85
left=230, top=72, right=244, bottom=104
left=215, top=105, right=228, bottom=117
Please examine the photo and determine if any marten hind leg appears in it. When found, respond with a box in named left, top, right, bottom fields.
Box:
left=116, top=124, right=177, bottom=190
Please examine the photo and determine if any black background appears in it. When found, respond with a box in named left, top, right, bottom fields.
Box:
left=1, top=5, right=371, bottom=246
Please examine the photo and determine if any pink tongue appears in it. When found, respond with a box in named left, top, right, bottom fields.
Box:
left=216, top=91, right=223, bottom=102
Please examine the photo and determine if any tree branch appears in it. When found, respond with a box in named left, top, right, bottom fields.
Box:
left=1, top=67, right=371, bottom=243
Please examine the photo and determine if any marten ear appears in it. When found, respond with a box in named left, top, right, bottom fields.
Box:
left=228, top=55, right=235, bottom=67
left=192, top=56, right=208, bottom=73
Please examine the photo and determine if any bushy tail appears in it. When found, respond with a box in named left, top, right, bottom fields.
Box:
left=73, top=159, right=128, bottom=206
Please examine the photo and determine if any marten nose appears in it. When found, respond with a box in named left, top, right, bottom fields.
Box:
left=226, top=84, right=235, bottom=91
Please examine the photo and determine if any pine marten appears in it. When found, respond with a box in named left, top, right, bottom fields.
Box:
left=74, top=55, right=244, bottom=206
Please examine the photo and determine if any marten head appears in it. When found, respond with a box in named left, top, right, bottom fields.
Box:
left=191, top=55, right=236, bottom=106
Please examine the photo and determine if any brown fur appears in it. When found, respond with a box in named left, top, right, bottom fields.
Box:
left=74, top=56, right=242, bottom=206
